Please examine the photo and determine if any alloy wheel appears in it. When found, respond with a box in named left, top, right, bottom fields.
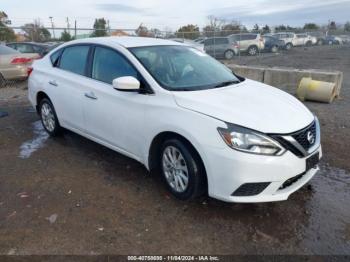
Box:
left=41, top=103, right=56, bottom=132
left=162, top=146, right=189, bottom=193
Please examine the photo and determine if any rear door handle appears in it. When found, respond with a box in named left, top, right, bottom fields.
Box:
left=84, top=92, right=98, bottom=100
left=49, top=80, right=58, bottom=87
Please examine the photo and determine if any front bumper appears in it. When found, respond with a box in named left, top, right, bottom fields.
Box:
left=204, top=144, right=322, bottom=203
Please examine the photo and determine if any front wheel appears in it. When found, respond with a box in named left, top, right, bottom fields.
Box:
left=271, top=45, right=278, bottom=53
left=39, top=98, right=62, bottom=136
left=160, top=139, right=206, bottom=200
left=285, top=43, right=293, bottom=50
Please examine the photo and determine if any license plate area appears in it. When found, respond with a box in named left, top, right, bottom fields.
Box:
left=306, top=152, right=320, bottom=172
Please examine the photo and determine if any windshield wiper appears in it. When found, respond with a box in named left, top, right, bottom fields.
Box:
left=213, top=80, right=240, bottom=88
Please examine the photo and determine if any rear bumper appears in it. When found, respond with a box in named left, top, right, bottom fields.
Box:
left=1, top=65, right=28, bottom=80
left=203, top=144, right=322, bottom=203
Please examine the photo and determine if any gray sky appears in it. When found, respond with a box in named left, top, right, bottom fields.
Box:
left=2, top=0, right=350, bottom=30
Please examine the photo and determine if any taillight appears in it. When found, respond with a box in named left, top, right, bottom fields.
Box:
left=27, top=67, right=33, bottom=77
left=11, top=57, right=32, bottom=64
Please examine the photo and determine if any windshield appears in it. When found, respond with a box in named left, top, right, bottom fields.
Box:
left=129, top=45, right=241, bottom=91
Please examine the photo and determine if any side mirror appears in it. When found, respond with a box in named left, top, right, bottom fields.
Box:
left=113, top=76, right=140, bottom=91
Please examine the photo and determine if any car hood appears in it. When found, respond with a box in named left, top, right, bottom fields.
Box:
left=172, top=79, right=314, bottom=134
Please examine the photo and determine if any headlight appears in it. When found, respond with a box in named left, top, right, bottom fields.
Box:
left=218, top=124, right=285, bottom=156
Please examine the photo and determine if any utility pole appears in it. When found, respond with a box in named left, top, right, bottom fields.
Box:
left=66, top=17, right=70, bottom=34
left=74, top=20, right=77, bottom=39
left=49, top=16, right=55, bottom=39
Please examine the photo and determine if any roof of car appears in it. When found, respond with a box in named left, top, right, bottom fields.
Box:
left=7, top=42, right=50, bottom=46
left=65, top=36, right=184, bottom=48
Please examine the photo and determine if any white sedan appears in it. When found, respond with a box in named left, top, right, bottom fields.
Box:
left=28, top=37, right=322, bottom=203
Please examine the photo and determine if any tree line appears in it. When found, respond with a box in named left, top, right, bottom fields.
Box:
left=1, top=11, right=350, bottom=42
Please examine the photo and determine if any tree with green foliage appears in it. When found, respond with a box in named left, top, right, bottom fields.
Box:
left=21, top=20, right=51, bottom=42
left=0, top=21, right=16, bottom=42
left=303, top=23, right=319, bottom=30
left=344, top=21, right=350, bottom=32
left=91, top=18, right=107, bottom=37
left=221, top=21, right=241, bottom=36
left=176, top=24, right=200, bottom=39
left=262, top=25, right=271, bottom=33
left=252, top=24, right=259, bottom=33
left=0, top=11, right=16, bottom=42
left=60, top=29, right=73, bottom=41
left=329, top=21, right=337, bottom=30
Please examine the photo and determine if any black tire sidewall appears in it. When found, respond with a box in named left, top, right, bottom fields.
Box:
left=0, top=74, right=6, bottom=88
left=39, top=98, right=61, bottom=136
left=160, top=139, right=205, bottom=200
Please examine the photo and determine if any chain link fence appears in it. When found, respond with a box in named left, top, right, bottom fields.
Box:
left=1, top=25, right=350, bottom=89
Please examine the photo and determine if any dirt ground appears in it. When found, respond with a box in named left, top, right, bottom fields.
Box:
left=0, top=45, right=349, bottom=255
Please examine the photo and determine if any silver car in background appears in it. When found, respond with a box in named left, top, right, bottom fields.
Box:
left=229, top=33, right=265, bottom=56
left=203, top=37, right=239, bottom=59
left=0, top=45, right=39, bottom=87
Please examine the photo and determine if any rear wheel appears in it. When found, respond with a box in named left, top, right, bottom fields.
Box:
left=285, top=43, right=293, bottom=50
left=224, top=50, right=235, bottom=60
left=39, top=98, right=62, bottom=136
left=271, top=45, right=278, bottom=53
left=247, top=46, right=258, bottom=56
left=160, top=139, right=206, bottom=200
left=306, top=41, right=312, bottom=47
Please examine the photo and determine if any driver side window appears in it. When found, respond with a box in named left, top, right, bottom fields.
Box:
left=92, top=46, right=138, bottom=84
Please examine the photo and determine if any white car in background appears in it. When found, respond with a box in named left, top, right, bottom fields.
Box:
left=28, top=37, right=322, bottom=203
left=272, top=32, right=298, bottom=49
left=295, top=34, right=317, bottom=46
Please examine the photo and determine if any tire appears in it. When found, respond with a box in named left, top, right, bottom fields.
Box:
left=160, top=139, right=206, bottom=200
left=306, top=41, right=312, bottom=47
left=271, top=45, right=278, bottom=53
left=0, top=73, right=6, bottom=88
left=285, top=43, right=293, bottom=50
left=247, top=46, right=258, bottom=56
left=224, top=50, right=235, bottom=60
left=39, top=98, right=62, bottom=136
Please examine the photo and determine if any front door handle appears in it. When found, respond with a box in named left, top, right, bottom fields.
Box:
left=84, top=92, right=98, bottom=100
left=49, top=80, right=58, bottom=87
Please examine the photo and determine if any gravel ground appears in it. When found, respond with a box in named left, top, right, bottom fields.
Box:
left=0, top=45, right=349, bottom=255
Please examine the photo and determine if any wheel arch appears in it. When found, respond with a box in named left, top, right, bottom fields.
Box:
left=148, top=131, right=208, bottom=191
left=36, top=91, right=50, bottom=113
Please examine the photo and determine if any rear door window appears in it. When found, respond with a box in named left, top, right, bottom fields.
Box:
left=204, top=39, right=214, bottom=46
left=214, top=38, right=229, bottom=44
left=59, top=45, right=90, bottom=76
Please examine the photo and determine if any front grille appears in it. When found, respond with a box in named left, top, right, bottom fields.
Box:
left=232, top=182, right=270, bottom=196
left=279, top=172, right=305, bottom=190
left=292, top=121, right=316, bottom=151
left=271, top=136, right=304, bottom=158
left=270, top=121, right=317, bottom=158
